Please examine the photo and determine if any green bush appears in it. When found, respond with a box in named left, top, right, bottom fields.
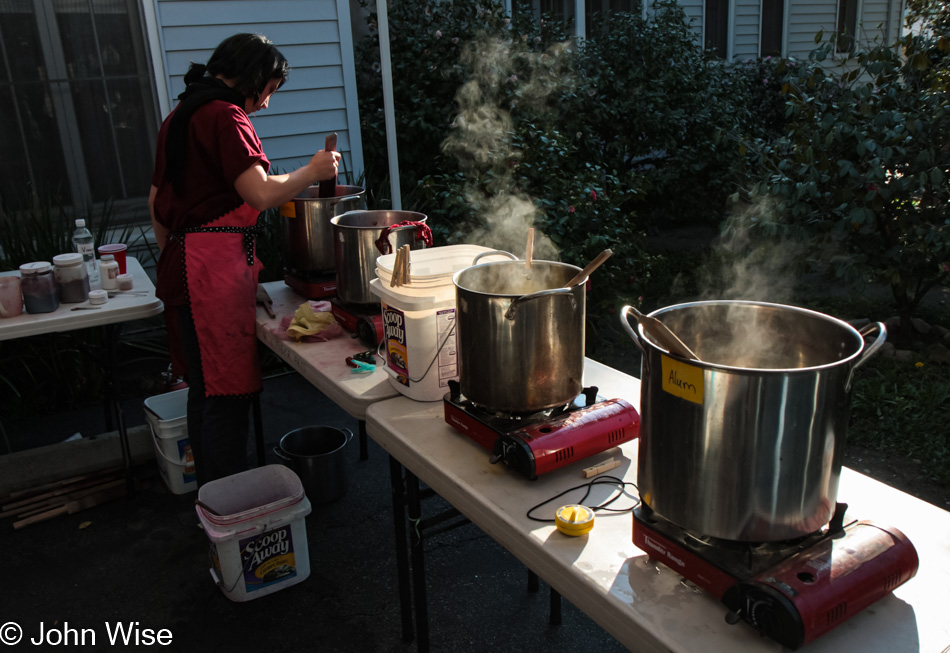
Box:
left=735, top=30, right=950, bottom=337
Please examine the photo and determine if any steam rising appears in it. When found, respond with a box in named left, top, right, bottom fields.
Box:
left=673, top=198, right=819, bottom=368
left=703, top=197, right=801, bottom=304
left=443, top=35, right=576, bottom=265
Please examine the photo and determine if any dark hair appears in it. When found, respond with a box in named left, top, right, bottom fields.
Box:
left=183, top=33, right=289, bottom=101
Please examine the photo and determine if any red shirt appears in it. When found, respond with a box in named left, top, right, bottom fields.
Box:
left=151, top=101, right=269, bottom=306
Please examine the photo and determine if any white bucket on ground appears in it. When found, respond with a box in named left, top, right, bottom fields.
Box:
left=370, top=244, right=508, bottom=401
left=195, top=465, right=312, bottom=602
left=143, top=388, right=195, bottom=495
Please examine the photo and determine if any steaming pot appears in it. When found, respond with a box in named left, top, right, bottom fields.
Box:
left=454, top=253, right=584, bottom=414
left=281, top=185, right=366, bottom=274
left=621, top=300, right=886, bottom=542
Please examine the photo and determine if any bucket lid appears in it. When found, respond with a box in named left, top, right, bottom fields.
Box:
left=376, top=244, right=509, bottom=287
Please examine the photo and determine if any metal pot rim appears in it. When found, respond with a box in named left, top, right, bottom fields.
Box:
left=331, top=209, right=427, bottom=228
left=452, top=259, right=581, bottom=297
left=646, top=299, right=867, bottom=373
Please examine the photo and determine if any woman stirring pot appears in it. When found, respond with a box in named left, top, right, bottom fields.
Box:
left=149, top=33, right=340, bottom=486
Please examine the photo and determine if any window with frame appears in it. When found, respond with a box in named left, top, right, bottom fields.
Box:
left=760, top=0, right=783, bottom=56
left=836, top=0, right=859, bottom=53
left=0, top=0, right=158, bottom=213
left=705, top=0, right=728, bottom=58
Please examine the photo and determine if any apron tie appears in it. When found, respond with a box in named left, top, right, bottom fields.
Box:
left=173, top=224, right=260, bottom=266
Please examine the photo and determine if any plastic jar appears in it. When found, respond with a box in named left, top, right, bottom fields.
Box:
left=99, top=254, right=119, bottom=291
left=19, top=262, right=60, bottom=314
left=53, top=253, right=90, bottom=303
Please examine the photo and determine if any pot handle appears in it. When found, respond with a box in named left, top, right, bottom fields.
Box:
left=844, top=322, right=887, bottom=391
left=273, top=446, right=291, bottom=462
left=620, top=305, right=647, bottom=356
left=620, top=305, right=651, bottom=375
left=853, top=322, right=887, bottom=371
left=505, top=288, right=575, bottom=320
left=473, top=250, right=518, bottom=265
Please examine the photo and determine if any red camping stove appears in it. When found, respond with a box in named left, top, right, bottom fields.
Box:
left=633, top=502, right=919, bottom=649
left=284, top=270, right=337, bottom=301
left=329, top=298, right=384, bottom=347
left=443, top=380, right=640, bottom=479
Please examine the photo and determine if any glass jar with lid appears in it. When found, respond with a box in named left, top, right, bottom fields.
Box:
left=19, top=262, right=60, bottom=313
left=52, top=253, right=90, bottom=303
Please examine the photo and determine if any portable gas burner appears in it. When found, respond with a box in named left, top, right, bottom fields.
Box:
left=633, top=502, right=919, bottom=649
left=443, top=380, right=640, bottom=479
left=284, top=270, right=337, bottom=300
left=329, top=298, right=384, bottom=347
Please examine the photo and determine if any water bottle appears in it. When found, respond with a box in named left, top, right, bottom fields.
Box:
left=72, top=219, right=101, bottom=285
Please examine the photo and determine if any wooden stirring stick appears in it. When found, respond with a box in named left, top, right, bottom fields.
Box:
left=525, top=228, right=535, bottom=276
left=566, top=248, right=613, bottom=288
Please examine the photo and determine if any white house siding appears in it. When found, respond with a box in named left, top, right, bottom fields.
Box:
left=675, top=0, right=705, bottom=43
left=147, top=0, right=364, bottom=183
left=785, top=0, right=836, bottom=58
left=861, top=0, right=904, bottom=45
left=734, top=0, right=761, bottom=58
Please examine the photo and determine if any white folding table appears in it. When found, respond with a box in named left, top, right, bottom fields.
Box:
left=0, top=257, right=163, bottom=492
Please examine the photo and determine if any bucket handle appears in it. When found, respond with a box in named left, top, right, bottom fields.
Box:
left=149, top=425, right=192, bottom=467
left=505, top=288, right=576, bottom=320
left=382, top=324, right=456, bottom=384
left=472, top=250, right=518, bottom=265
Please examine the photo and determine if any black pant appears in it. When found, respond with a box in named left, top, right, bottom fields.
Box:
left=177, top=305, right=252, bottom=487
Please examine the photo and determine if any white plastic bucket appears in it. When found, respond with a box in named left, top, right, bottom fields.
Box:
left=143, top=388, right=195, bottom=495
left=370, top=245, right=507, bottom=401
left=195, top=465, right=312, bottom=602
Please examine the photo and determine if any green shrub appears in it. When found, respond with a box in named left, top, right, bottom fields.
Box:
left=736, top=30, right=950, bottom=337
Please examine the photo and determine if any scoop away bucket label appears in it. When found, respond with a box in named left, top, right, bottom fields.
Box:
left=239, top=526, right=298, bottom=593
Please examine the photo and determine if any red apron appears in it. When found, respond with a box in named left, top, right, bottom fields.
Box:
left=181, top=204, right=263, bottom=397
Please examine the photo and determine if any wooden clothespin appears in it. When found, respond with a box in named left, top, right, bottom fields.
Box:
left=582, top=457, right=621, bottom=478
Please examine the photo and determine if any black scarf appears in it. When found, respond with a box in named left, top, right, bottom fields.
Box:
left=164, top=76, right=246, bottom=195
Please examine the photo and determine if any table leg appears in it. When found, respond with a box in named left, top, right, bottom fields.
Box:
left=550, top=587, right=562, bottom=625
left=389, top=455, right=414, bottom=642
left=358, top=420, right=368, bottom=461
left=252, top=394, right=265, bottom=467
left=527, top=569, right=539, bottom=593
left=406, top=468, right=430, bottom=653
left=103, top=324, right=134, bottom=497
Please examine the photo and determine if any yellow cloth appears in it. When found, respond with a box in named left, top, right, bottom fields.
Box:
left=286, top=302, right=336, bottom=341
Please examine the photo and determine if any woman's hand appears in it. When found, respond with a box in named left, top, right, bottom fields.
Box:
left=309, top=149, right=341, bottom=182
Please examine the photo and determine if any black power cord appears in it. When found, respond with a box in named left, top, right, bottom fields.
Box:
left=526, top=475, right=641, bottom=523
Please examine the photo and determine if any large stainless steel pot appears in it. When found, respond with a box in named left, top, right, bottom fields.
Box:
left=621, top=300, right=886, bottom=542
left=281, top=185, right=366, bottom=274
left=454, top=253, right=584, bottom=414
left=331, top=210, right=427, bottom=305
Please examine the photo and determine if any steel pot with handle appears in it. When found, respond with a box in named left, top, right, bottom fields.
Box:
left=621, top=300, right=886, bottom=542
left=331, top=210, right=428, bottom=305
left=281, top=185, right=366, bottom=274
left=454, top=252, right=585, bottom=414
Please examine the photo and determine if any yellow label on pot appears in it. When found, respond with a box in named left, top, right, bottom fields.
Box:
left=661, top=354, right=703, bottom=405
left=280, top=202, right=296, bottom=218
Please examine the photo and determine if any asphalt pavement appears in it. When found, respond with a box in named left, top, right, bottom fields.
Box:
left=2, top=371, right=629, bottom=653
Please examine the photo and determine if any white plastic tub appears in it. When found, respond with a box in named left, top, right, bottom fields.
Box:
left=196, top=465, right=312, bottom=602
left=370, top=245, right=508, bottom=401
left=143, top=388, right=195, bottom=495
